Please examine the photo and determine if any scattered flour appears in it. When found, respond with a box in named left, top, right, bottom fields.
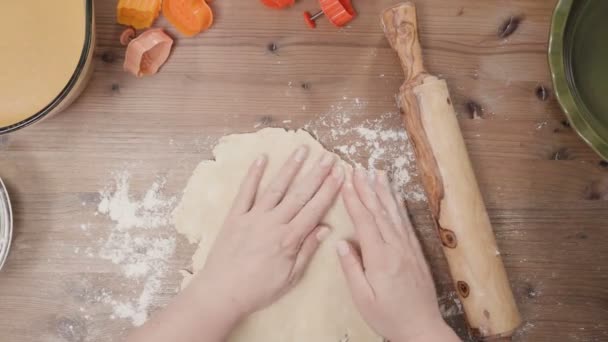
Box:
left=438, top=291, right=464, bottom=318
left=97, top=173, right=173, bottom=230
left=513, top=322, right=536, bottom=341
left=535, top=121, right=548, bottom=131
left=80, top=97, right=425, bottom=330
left=94, top=170, right=177, bottom=326
left=304, top=98, right=425, bottom=201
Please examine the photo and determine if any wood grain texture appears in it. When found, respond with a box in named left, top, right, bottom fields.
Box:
left=383, top=3, right=520, bottom=338
left=0, top=0, right=607, bottom=341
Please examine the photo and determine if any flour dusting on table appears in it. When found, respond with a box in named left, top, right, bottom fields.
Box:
left=304, top=98, right=425, bottom=202
left=81, top=97, right=423, bottom=329
left=95, top=170, right=177, bottom=326
left=438, top=291, right=464, bottom=318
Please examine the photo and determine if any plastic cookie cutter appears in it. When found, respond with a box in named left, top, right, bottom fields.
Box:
left=163, top=0, right=214, bottom=37
left=123, top=28, right=174, bottom=77
left=117, top=0, right=162, bottom=29
left=260, top=0, right=295, bottom=9
left=304, top=0, right=356, bottom=28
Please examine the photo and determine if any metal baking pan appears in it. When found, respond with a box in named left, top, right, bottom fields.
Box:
left=0, top=177, right=12, bottom=271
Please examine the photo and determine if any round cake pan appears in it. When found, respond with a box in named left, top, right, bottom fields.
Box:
left=0, top=0, right=96, bottom=135
left=0, top=177, right=12, bottom=272
left=549, top=0, right=608, bottom=160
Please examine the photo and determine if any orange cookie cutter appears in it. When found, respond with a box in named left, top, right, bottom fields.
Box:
left=117, top=0, right=162, bottom=29
left=304, top=0, right=356, bottom=28
left=260, top=0, right=295, bottom=9
left=163, top=0, right=214, bottom=37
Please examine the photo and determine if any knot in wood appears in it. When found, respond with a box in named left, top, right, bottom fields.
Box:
left=457, top=280, right=470, bottom=298
left=498, top=15, right=521, bottom=38
left=535, top=85, right=549, bottom=101
left=439, top=228, right=457, bottom=248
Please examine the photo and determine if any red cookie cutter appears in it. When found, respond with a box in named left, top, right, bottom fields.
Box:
left=260, top=0, right=295, bottom=9
left=303, top=0, right=356, bottom=28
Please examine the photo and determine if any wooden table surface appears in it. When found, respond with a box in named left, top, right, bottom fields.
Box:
left=1, top=0, right=607, bottom=341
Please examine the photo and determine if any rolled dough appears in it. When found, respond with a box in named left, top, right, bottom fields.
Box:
left=173, top=128, right=381, bottom=342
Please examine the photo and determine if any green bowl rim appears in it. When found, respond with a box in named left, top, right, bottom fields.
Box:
left=548, top=0, right=608, bottom=160
left=0, top=0, right=94, bottom=135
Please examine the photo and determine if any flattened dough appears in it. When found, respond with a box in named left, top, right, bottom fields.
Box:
left=173, top=128, right=381, bottom=342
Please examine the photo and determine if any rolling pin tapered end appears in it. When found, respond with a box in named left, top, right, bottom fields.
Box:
left=381, top=2, right=426, bottom=82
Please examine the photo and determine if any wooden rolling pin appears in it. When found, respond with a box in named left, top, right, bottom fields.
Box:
left=381, top=3, right=521, bottom=340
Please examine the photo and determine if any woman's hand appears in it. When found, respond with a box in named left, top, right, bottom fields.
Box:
left=337, top=169, right=459, bottom=342
left=192, top=145, right=344, bottom=319
left=128, top=146, right=344, bottom=342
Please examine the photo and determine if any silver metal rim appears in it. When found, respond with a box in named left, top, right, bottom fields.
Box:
left=0, top=177, right=12, bottom=272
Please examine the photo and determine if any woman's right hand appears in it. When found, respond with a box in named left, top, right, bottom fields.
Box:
left=337, top=169, right=460, bottom=342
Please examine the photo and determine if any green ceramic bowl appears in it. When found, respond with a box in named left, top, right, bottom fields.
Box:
left=549, top=0, right=608, bottom=160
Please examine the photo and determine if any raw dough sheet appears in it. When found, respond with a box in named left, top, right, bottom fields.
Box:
left=173, top=128, right=381, bottom=342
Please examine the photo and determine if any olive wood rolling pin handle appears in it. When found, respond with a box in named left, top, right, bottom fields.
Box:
left=382, top=3, right=522, bottom=340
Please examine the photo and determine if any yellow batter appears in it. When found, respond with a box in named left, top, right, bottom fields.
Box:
left=0, top=1, right=86, bottom=128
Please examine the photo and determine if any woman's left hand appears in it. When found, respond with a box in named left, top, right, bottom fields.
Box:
left=127, top=146, right=344, bottom=342
left=191, top=146, right=344, bottom=320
